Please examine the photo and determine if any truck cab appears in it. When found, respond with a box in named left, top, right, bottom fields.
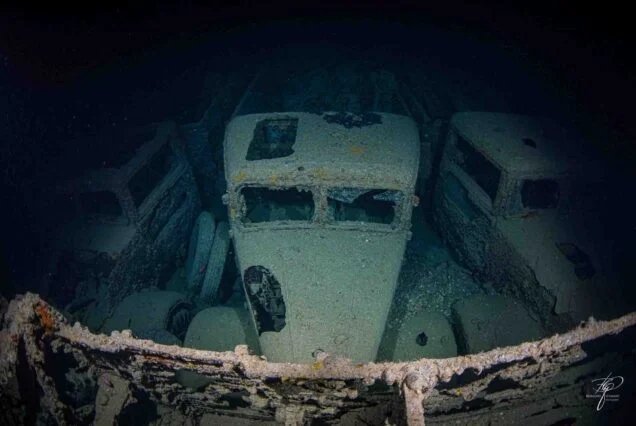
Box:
left=223, top=111, right=420, bottom=363
left=432, top=112, right=617, bottom=328
left=42, top=122, right=200, bottom=329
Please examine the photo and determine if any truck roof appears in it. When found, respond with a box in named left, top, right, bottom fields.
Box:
left=224, top=112, right=420, bottom=190
left=451, top=112, right=599, bottom=178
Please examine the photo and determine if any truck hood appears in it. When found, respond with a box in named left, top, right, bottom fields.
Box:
left=497, top=210, right=616, bottom=321
left=233, top=226, right=408, bottom=363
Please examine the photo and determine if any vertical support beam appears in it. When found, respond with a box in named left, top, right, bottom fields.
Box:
left=402, top=379, right=426, bottom=426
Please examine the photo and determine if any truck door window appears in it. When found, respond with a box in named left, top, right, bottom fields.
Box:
left=241, top=187, right=314, bottom=223
left=327, top=188, right=401, bottom=225
left=128, top=143, right=176, bottom=208
left=454, top=135, right=501, bottom=202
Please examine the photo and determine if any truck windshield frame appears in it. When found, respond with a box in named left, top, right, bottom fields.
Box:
left=239, top=185, right=316, bottom=225
left=327, top=187, right=403, bottom=226
left=236, top=184, right=405, bottom=231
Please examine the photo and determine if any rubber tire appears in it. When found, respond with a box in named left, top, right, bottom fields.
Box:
left=101, top=291, right=192, bottom=336
left=200, top=221, right=230, bottom=304
left=177, top=306, right=258, bottom=390
left=185, top=211, right=216, bottom=291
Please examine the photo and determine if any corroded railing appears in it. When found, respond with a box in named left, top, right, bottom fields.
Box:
left=1, top=293, right=634, bottom=425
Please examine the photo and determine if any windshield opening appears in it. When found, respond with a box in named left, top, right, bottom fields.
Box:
left=327, top=188, right=401, bottom=225
left=241, top=186, right=314, bottom=223
left=453, top=134, right=501, bottom=202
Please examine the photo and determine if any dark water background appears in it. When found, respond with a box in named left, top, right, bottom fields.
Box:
left=1, top=3, right=635, bottom=300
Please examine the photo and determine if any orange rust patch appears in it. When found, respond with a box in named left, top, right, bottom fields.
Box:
left=350, top=145, right=365, bottom=155
left=234, top=171, right=248, bottom=182
left=34, top=303, right=56, bottom=333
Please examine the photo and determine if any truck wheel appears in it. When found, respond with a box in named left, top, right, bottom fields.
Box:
left=177, top=306, right=259, bottom=389
left=200, top=221, right=230, bottom=304
left=101, top=291, right=193, bottom=339
left=185, top=211, right=216, bottom=291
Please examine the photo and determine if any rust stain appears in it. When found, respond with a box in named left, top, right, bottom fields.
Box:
left=34, top=302, right=56, bottom=334
left=311, top=168, right=329, bottom=180
left=350, top=145, right=365, bottom=155
left=234, top=171, right=247, bottom=182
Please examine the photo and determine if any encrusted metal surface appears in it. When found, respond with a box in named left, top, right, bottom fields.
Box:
left=1, top=293, right=634, bottom=425
left=224, top=112, right=420, bottom=191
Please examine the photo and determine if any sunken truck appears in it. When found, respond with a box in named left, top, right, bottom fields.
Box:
left=223, top=111, right=420, bottom=363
